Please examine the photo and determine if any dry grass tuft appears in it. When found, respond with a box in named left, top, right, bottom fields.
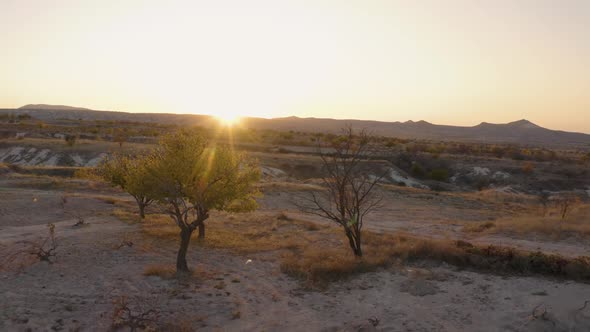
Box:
left=112, top=209, right=144, bottom=224
left=73, top=167, right=101, bottom=180
left=276, top=212, right=292, bottom=221
left=463, top=221, right=496, bottom=233
left=143, top=264, right=176, bottom=279
left=280, top=249, right=392, bottom=288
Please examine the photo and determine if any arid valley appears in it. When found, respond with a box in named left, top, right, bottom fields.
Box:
left=1, top=108, right=590, bottom=331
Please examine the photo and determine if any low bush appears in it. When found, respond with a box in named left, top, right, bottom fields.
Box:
left=428, top=168, right=449, bottom=182
left=280, top=231, right=590, bottom=288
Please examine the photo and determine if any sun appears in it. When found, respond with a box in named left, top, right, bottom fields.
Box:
left=216, top=113, right=241, bottom=126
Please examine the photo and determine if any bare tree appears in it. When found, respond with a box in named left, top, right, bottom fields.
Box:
left=30, top=223, right=58, bottom=263
left=111, top=295, right=160, bottom=331
left=555, top=194, right=580, bottom=220
left=297, top=126, right=383, bottom=257
left=538, top=190, right=550, bottom=217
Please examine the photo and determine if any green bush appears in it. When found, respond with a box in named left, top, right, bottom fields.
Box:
left=411, top=163, right=425, bottom=177
left=429, top=168, right=449, bottom=182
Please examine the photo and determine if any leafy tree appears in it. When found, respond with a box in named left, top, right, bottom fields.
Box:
left=64, top=134, right=77, bottom=147
left=143, top=129, right=260, bottom=273
left=297, top=126, right=383, bottom=257
left=97, top=154, right=154, bottom=219
left=113, top=129, right=128, bottom=148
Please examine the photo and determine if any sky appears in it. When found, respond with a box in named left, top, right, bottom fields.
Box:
left=1, top=0, right=589, bottom=133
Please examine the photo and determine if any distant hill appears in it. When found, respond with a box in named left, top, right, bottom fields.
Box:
left=241, top=117, right=590, bottom=149
left=19, top=104, right=93, bottom=111
left=2, top=104, right=589, bottom=149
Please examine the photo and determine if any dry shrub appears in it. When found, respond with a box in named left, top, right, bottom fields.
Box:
left=73, top=167, right=100, bottom=180
left=281, top=231, right=590, bottom=288
left=463, top=221, right=496, bottom=233
left=276, top=212, right=292, bottom=221
left=0, top=244, right=39, bottom=273
left=280, top=232, right=399, bottom=287
left=302, top=221, right=321, bottom=231
left=0, top=223, right=58, bottom=272
left=111, top=295, right=160, bottom=331
left=390, top=235, right=590, bottom=280
left=113, top=234, right=134, bottom=250
left=280, top=248, right=392, bottom=288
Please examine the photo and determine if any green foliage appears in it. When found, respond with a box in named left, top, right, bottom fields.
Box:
left=112, top=128, right=128, bottom=147
left=138, top=129, right=260, bottom=272
left=428, top=168, right=449, bottom=182
left=97, top=153, right=154, bottom=218
left=145, top=129, right=261, bottom=215
left=411, top=163, right=425, bottom=177
left=97, top=154, right=129, bottom=189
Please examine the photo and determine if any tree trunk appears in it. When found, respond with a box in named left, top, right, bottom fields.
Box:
left=198, top=222, right=205, bottom=239
left=354, top=230, right=362, bottom=257
left=176, top=228, right=193, bottom=273
left=134, top=196, right=146, bottom=219
left=345, top=228, right=362, bottom=257
left=139, top=203, right=145, bottom=219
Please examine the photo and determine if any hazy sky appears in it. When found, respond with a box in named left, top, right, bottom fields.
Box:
left=1, top=0, right=589, bottom=132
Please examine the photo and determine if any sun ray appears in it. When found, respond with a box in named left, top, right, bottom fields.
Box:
left=216, top=113, right=240, bottom=126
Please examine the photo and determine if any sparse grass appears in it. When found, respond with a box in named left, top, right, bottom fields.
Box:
left=112, top=209, right=140, bottom=224
left=464, top=204, right=590, bottom=240
left=281, top=231, right=590, bottom=288
left=2, top=137, right=153, bottom=154
left=134, top=210, right=334, bottom=254
left=118, top=203, right=590, bottom=288
left=100, top=197, right=118, bottom=205
left=7, top=174, right=111, bottom=192
left=258, top=181, right=324, bottom=192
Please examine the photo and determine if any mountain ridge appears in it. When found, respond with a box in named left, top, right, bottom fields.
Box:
left=3, top=104, right=590, bottom=149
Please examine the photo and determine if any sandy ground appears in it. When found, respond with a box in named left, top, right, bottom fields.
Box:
left=2, top=181, right=590, bottom=331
